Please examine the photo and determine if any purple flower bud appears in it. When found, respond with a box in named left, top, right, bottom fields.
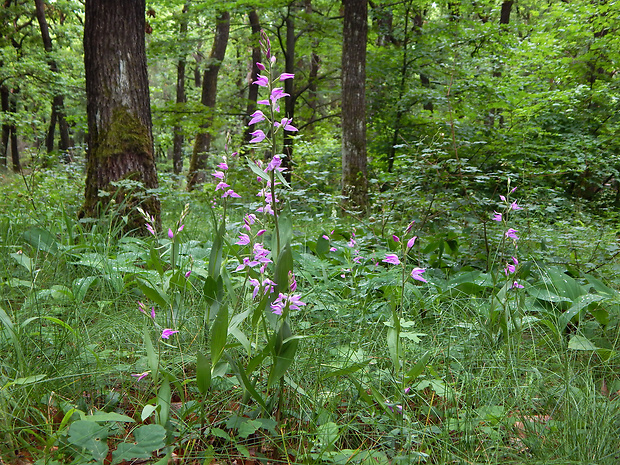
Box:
left=256, top=62, right=266, bottom=71
left=168, top=228, right=174, bottom=239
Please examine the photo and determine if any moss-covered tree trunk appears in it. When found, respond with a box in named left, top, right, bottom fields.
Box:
left=341, top=0, right=368, bottom=212
left=82, top=0, right=160, bottom=232
left=186, top=11, right=230, bottom=191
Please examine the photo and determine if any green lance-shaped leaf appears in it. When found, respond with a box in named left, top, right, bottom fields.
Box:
left=111, top=424, right=166, bottom=464
left=196, top=352, right=211, bottom=395
left=386, top=309, right=401, bottom=371
left=0, top=304, right=25, bottom=374
left=247, top=159, right=271, bottom=182
left=267, top=321, right=299, bottom=388
left=156, top=377, right=171, bottom=427
left=210, top=304, right=228, bottom=367
left=225, top=354, right=267, bottom=410
left=209, top=221, right=226, bottom=279
left=137, top=278, right=170, bottom=308
left=68, top=420, right=109, bottom=463
left=204, top=275, right=224, bottom=322
left=404, top=351, right=430, bottom=384
left=274, top=244, right=294, bottom=296
left=144, top=325, right=159, bottom=381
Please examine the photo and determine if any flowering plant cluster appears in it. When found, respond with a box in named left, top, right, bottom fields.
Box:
left=492, top=184, right=523, bottom=289
left=382, top=221, right=427, bottom=284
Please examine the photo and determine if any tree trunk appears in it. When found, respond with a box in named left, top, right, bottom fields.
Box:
left=486, top=0, right=512, bottom=128
left=34, top=0, right=71, bottom=159
left=282, top=8, right=296, bottom=182
left=172, top=1, right=189, bottom=175
left=187, top=11, right=230, bottom=191
left=82, top=0, right=160, bottom=231
left=0, top=85, right=9, bottom=168
left=341, top=0, right=368, bottom=212
left=243, top=9, right=262, bottom=146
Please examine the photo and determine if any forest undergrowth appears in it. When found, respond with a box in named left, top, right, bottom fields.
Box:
left=1, top=145, right=620, bottom=465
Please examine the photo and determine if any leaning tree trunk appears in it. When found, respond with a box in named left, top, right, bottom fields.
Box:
left=341, top=0, right=368, bottom=212
left=82, top=0, right=160, bottom=231
left=187, top=11, right=230, bottom=191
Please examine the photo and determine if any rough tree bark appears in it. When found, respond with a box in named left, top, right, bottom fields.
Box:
left=34, top=0, right=71, bottom=159
left=82, top=0, right=160, bottom=231
left=341, top=0, right=368, bottom=212
left=187, top=11, right=230, bottom=191
left=171, top=1, right=189, bottom=175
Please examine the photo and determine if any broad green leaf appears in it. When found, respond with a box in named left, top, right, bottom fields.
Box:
left=68, top=420, right=109, bottom=462
left=111, top=424, right=166, bottom=464
left=23, top=227, right=58, bottom=255
left=11, top=252, right=33, bottom=273
left=568, top=335, right=598, bottom=351
left=236, top=419, right=262, bottom=439
left=72, top=276, right=98, bottom=302
left=141, top=404, right=158, bottom=422
left=315, top=422, right=340, bottom=453
left=79, top=412, right=135, bottom=423
left=557, top=294, right=604, bottom=333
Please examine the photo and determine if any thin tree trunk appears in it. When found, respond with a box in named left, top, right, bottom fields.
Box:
left=8, top=89, right=19, bottom=172
left=341, top=0, right=368, bottom=212
left=282, top=8, right=296, bottom=182
left=0, top=85, right=9, bottom=168
left=172, top=1, right=189, bottom=175
left=187, top=11, right=230, bottom=191
left=243, top=9, right=261, bottom=146
left=34, top=0, right=71, bottom=159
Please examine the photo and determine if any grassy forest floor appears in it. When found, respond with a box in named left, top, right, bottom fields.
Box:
left=1, top=153, right=620, bottom=465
